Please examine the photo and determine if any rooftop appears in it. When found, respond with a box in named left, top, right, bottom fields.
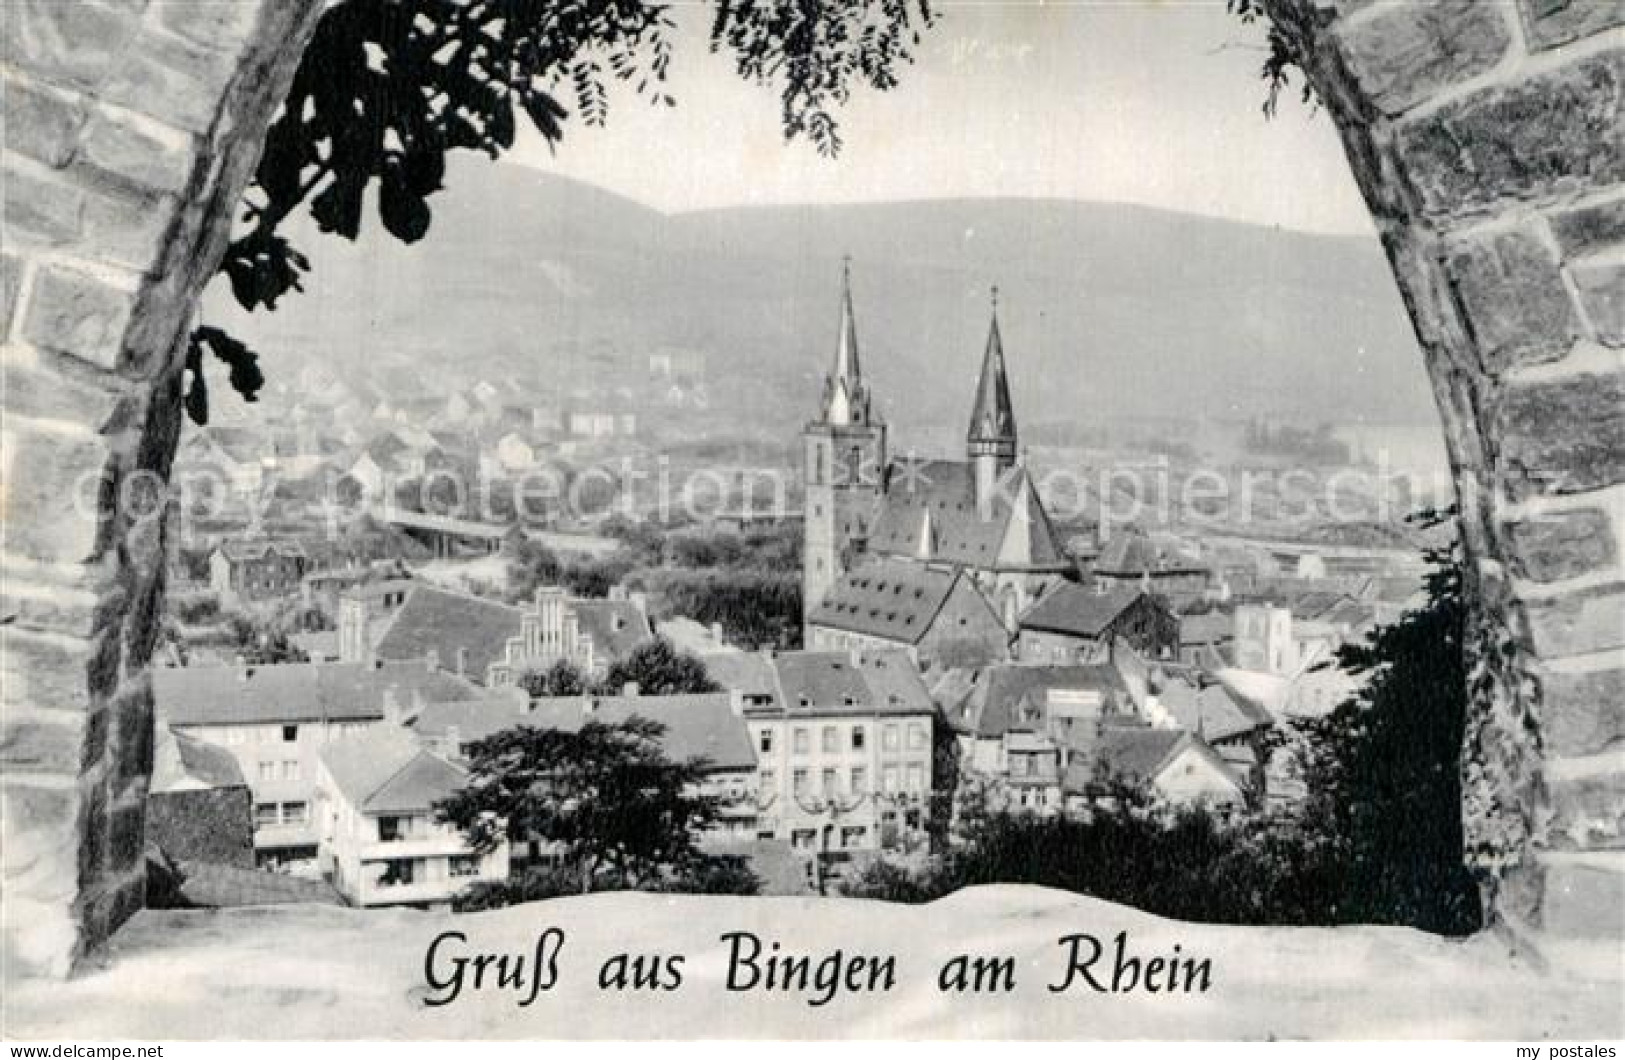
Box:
left=155, top=660, right=478, bottom=727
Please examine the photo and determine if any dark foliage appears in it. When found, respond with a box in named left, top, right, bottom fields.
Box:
left=634, top=569, right=802, bottom=651
left=598, top=637, right=719, bottom=696
left=517, top=657, right=588, bottom=698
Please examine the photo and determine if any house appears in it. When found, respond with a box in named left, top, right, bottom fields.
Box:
left=742, top=649, right=937, bottom=859
left=521, top=691, right=763, bottom=848
left=355, top=583, right=652, bottom=684
left=315, top=726, right=508, bottom=909
left=156, top=660, right=478, bottom=869
left=1015, top=583, right=1179, bottom=664
left=147, top=728, right=254, bottom=868
left=1061, top=724, right=1246, bottom=809
left=1086, top=529, right=1210, bottom=603
left=208, top=539, right=310, bottom=605
left=1177, top=611, right=1235, bottom=667
left=805, top=558, right=1011, bottom=670
left=1154, top=673, right=1274, bottom=798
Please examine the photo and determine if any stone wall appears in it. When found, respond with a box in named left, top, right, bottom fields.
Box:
left=2, top=0, right=324, bottom=978
left=0, top=0, right=1620, bottom=982
left=1262, top=0, right=1624, bottom=940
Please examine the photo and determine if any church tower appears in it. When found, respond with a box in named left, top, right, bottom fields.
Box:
left=803, top=260, right=888, bottom=628
left=967, top=287, right=1018, bottom=518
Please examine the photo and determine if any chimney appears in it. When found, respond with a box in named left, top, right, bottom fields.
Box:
left=728, top=688, right=744, bottom=716
left=446, top=724, right=461, bottom=751
left=622, top=681, right=640, bottom=698
left=710, top=621, right=725, bottom=645
left=848, top=644, right=863, bottom=668
left=455, top=647, right=468, bottom=676
left=581, top=695, right=597, bottom=717
left=424, top=648, right=439, bottom=671
left=382, top=685, right=402, bottom=727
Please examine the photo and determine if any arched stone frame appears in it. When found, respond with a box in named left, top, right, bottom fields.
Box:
left=1, top=0, right=1619, bottom=982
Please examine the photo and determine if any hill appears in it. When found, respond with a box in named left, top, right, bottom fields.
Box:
left=203, top=156, right=1441, bottom=457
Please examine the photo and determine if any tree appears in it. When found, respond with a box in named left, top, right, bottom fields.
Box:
left=597, top=637, right=718, bottom=695
left=505, top=536, right=561, bottom=602
left=187, top=0, right=938, bottom=423
left=435, top=716, right=733, bottom=891
left=517, top=658, right=588, bottom=698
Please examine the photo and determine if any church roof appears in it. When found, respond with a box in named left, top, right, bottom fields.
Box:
left=805, top=558, right=967, bottom=645
left=868, top=460, right=1069, bottom=572
left=966, top=301, right=1016, bottom=450
left=820, top=260, right=872, bottom=427
left=1018, top=583, right=1149, bottom=638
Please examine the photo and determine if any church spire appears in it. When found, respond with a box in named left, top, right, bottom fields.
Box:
left=967, top=285, right=1017, bottom=466
left=822, top=256, right=869, bottom=426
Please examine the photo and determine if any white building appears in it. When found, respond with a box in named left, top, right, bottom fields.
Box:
left=315, top=726, right=508, bottom=909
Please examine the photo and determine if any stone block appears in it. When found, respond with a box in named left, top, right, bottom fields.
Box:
left=20, top=265, right=135, bottom=371
left=105, top=797, right=146, bottom=872
left=1336, top=0, right=1511, bottom=117
left=0, top=628, right=114, bottom=714
left=3, top=160, right=84, bottom=248
left=1543, top=667, right=1625, bottom=755
left=1549, top=197, right=1625, bottom=259
left=1570, top=260, right=1625, bottom=348
left=0, top=710, right=87, bottom=775
left=1522, top=583, right=1625, bottom=657
left=1539, top=858, right=1625, bottom=937
left=82, top=189, right=179, bottom=276
left=1445, top=226, right=1584, bottom=372
left=1506, top=506, right=1619, bottom=582
left=0, top=427, right=116, bottom=566
left=152, top=0, right=264, bottom=54
left=98, top=28, right=238, bottom=135
left=1548, top=769, right=1625, bottom=850
left=2, top=72, right=87, bottom=168
left=1519, top=0, right=1625, bottom=51
left=1499, top=370, right=1625, bottom=498
left=0, top=347, right=131, bottom=430
left=77, top=105, right=197, bottom=197
left=1398, top=51, right=1625, bottom=225
left=1, top=778, right=84, bottom=892
left=0, top=576, right=111, bottom=639
left=4, top=0, right=141, bottom=91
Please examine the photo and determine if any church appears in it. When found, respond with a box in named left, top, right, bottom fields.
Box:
left=802, top=265, right=1074, bottom=668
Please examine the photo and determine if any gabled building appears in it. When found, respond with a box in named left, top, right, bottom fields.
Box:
left=315, top=726, right=508, bottom=909
left=156, top=660, right=478, bottom=869
left=805, top=558, right=1010, bottom=669
left=1061, top=725, right=1246, bottom=809
left=208, top=539, right=310, bottom=606
left=1087, top=529, right=1211, bottom=604
left=1016, top=583, right=1178, bottom=664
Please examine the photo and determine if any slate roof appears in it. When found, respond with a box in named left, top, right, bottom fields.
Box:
left=405, top=692, right=532, bottom=746
left=570, top=598, right=653, bottom=661
left=1018, top=583, right=1144, bottom=638
left=770, top=650, right=934, bottom=718
left=942, top=663, right=1130, bottom=738
left=1062, top=725, right=1189, bottom=792
left=1157, top=679, right=1273, bottom=744
left=151, top=728, right=246, bottom=793
left=371, top=585, right=523, bottom=680
left=1178, top=612, right=1234, bottom=646
left=868, top=460, right=1068, bottom=572
left=806, top=559, right=965, bottom=645
left=156, top=661, right=477, bottom=727
left=214, top=538, right=308, bottom=563
left=700, top=652, right=779, bottom=703
left=523, top=693, right=757, bottom=772
left=174, top=861, right=344, bottom=908
left=321, top=726, right=467, bottom=814
left=1094, top=530, right=1204, bottom=576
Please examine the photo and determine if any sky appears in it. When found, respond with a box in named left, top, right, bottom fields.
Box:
left=510, top=1, right=1377, bottom=236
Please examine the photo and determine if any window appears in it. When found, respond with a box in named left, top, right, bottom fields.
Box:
left=281, top=760, right=300, bottom=780
left=793, top=727, right=809, bottom=754
left=851, top=726, right=866, bottom=750
left=282, top=724, right=298, bottom=743
left=850, top=766, right=867, bottom=793
left=822, top=768, right=838, bottom=795
left=883, top=725, right=900, bottom=751
left=378, top=859, right=415, bottom=887
left=760, top=769, right=775, bottom=793
left=282, top=801, right=308, bottom=825
left=253, top=803, right=278, bottom=828
left=758, top=729, right=773, bottom=754
left=257, top=761, right=275, bottom=782
left=793, top=769, right=809, bottom=795
left=907, top=763, right=925, bottom=792
left=882, top=765, right=899, bottom=793
left=378, top=816, right=407, bottom=842
left=821, top=726, right=838, bottom=753
left=908, top=722, right=927, bottom=750
left=449, top=855, right=479, bottom=878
